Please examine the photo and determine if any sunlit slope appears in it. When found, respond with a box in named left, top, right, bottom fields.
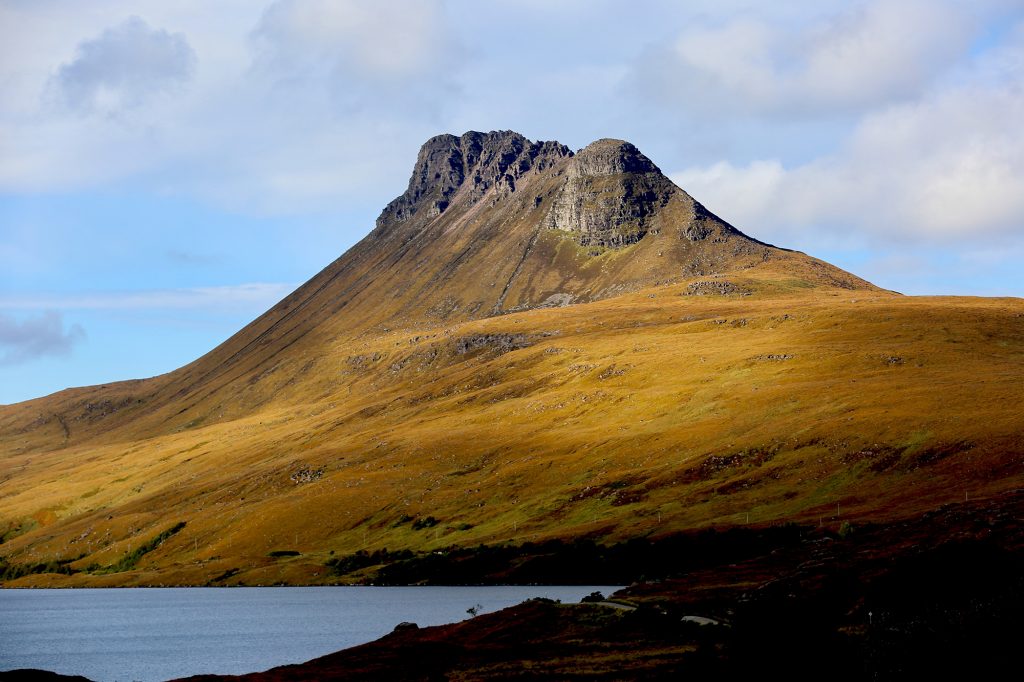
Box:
left=1, top=131, right=1017, bottom=586
left=0, top=133, right=870, bottom=453
left=2, top=269, right=1021, bottom=586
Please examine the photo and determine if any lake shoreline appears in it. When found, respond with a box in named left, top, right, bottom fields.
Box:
left=5, top=491, right=1022, bottom=680
left=0, top=585, right=621, bottom=681
left=178, top=489, right=1024, bottom=680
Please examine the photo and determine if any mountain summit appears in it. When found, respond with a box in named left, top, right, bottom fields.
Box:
left=344, top=130, right=869, bottom=325
left=377, top=130, right=572, bottom=226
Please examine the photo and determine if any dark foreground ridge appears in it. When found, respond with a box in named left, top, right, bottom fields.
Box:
left=0, top=673, right=93, bottom=682
left=9, top=492, right=1021, bottom=680
left=164, top=489, right=1018, bottom=681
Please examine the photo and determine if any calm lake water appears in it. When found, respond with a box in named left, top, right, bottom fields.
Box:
left=0, top=586, right=619, bottom=682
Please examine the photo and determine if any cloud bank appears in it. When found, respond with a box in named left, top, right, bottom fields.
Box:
left=0, top=312, right=86, bottom=366
left=0, top=283, right=296, bottom=312
left=635, top=0, right=973, bottom=119
left=251, top=0, right=455, bottom=84
left=50, top=16, right=196, bottom=116
left=670, top=29, right=1024, bottom=245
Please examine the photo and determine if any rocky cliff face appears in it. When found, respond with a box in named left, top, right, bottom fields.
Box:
left=377, top=130, right=572, bottom=227
left=355, top=130, right=867, bottom=323
left=377, top=131, right=741, bottom=255
left=543, top=139, right=679, bottom=248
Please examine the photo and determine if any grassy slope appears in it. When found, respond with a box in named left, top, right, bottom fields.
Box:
left=2, top=263, right=1021, bottom=587
left=0, top=150, right=870, bottom=456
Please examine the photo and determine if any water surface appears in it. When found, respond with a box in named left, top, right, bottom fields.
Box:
left=0, top=586, right=618, bottom=682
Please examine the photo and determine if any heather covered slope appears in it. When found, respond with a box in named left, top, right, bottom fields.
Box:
left=1, top=132, right=1021, bottom=587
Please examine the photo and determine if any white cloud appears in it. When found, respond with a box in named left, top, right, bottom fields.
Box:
left=670, top=23, right=1024, bottom=246
left=0, top=283, right=296, bottom=311
left=862, top=89, right=1024, bottom=238
left=251, top=0, right=454, bottom=82
left=672, top=159, right=785, bottom=228
left=49, top=16, right=196, bottom=115
left=0, top=12, right=203, bottom=192
left=0, top=1, right=459, bottom=210
left=673, top=89, right=1024, bottom=244
left=0, top=311, right=86, bottom=365
left=637, top=0, right=977, bottom=119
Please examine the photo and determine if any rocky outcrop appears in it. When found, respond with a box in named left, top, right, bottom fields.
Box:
left=454, top=333, right=532, bottom=356
left=290, top=465, right=324, bottom=484
left=376, top=132, right=741, bottom=255
left=543, top=139, right=676, bottom=248
left=376, top=131, right=572, bottom=227
left=569, top=138, right=660, bottom=176
left=685, top=280, right=750, bottom=296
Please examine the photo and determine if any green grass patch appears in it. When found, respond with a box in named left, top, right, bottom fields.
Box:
left=106, top=521, right=187, bottom=573
left=0, top=557, right=79, bottom=581
left=412, top=516, right=440, bottom=530
left=0, top=518, right=39, bottom=544
left=902, top=429, right=933, bottom=454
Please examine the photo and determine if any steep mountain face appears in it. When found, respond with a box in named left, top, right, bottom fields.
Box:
left=0, top=131, right=871, bottom=448
left=544, top=138, right=680, bottom=247
left=333, top=129, right=865, bottom=325
left=5, top=131, right=1020, bottom=589
left=377, top=131, right=572, bottom=225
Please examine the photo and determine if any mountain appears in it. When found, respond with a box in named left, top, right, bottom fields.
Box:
left=0, top=132, right=869, bottom=446
left=1, top=131, right=1021, bottom=587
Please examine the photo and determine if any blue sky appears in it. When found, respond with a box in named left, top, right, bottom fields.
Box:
left=2, top=0, right=1023, bottom=404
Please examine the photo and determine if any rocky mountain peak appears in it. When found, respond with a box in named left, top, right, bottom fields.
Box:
left=569, top=138, right=661, bottom=177
left=377, top=130, right=572, bottom=227
left=376, top=130, right=716, bottom=252
left=545, top=138, right=677, bottom=249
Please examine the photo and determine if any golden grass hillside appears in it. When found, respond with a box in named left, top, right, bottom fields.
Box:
left=2, top=264, right=1021, bottom=587
left=1, top=131, right=1021, bottom=587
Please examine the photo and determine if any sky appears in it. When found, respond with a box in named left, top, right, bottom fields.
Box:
left=2, top=0, right=1023, bottom=404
